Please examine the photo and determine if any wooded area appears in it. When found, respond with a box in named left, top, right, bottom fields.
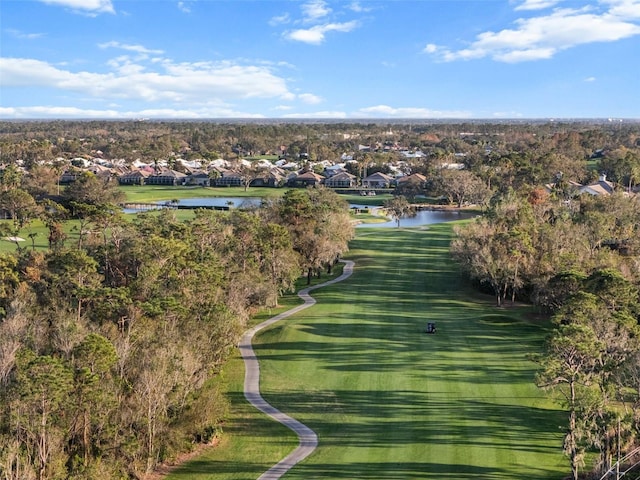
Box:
left=0, top=141, right=353, bottom=478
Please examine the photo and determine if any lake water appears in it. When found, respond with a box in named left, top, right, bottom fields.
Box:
left=122, top=197, right=262, bottom=213
left=356, top=208, right=476, bottom=228
left=173, top=197, right=263, bottom=208
left=125, top=197, right=476, bottom=227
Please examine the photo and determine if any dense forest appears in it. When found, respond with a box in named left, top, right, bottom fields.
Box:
left=1, top=120, right=640, bottom=479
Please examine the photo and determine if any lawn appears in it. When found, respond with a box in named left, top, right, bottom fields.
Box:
left=166, top=223, right=566, bottom=480
left=0, top=219, right=82, bottom=253
left=118, top=185, right=287, bottom=203
left=118, top=185, right=394, bottom=206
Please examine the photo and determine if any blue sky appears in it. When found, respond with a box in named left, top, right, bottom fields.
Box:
left=1, top=0, right=639, bottom=119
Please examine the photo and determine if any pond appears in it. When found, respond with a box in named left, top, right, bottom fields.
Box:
left=172, top=197, right=263, bottom=208
left=122, top=197, right=263, bottom=213
left=355, top=208, right=477, bottom=228
left=124, top=197, right=477, bottom=228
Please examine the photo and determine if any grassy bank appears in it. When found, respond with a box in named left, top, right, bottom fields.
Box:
left=166, top=223, right=566, bottom=479
left=118, top=186, right=286, bottom=203
left=118, top=185, right=394, bottom=207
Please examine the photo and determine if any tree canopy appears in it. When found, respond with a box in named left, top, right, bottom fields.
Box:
left=0, top=185, right=353, bottom=479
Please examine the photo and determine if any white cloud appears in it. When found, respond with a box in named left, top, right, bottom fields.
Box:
left=425, top=2, right=640, bottom=62
left=355, top=105, right=472, bottom=119
left=0, top=57, right=296, bottom=104
left=98, top=41, right=164, bottom=55
left=177, top=1, right=191, bottom=14
left=5, top=29, right=45, bottom=40
left=515, top=0, right=562, bottom=11
left=585, top=76, right=597, bottom=81
left=283, top=110, right=348, bottom=119
left=349, top=2, right=374, bottom=12
left=298, top=93, right=323, bottom=104
left=494, top=47, right=556, bottom=62
left=287, top=27, right=326, bottom=44
left=0, top=106, right=118, bottom=118
left=0, top=105, right=266, bottom=119
left=301, top=0, right=331, bottom=22
left=492, top=110, right=524, bottom=117
left=269, top=13, right=290, bottom=26
left=423, top=44, right=438, bottom=54
left=135, top=108, right=264, bottom=118
left=281, top=105, right=473, bottom=119
left=278, top=0, right=362, bottom=44
left=286, top=21, right=359, bottom=44
left=38, top=0, right=114, bottom=14
left=606, top=0, right=640, bottom=19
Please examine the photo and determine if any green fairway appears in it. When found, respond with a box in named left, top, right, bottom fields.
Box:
left=167, top=223, right=566, bottom=479
left=0, top=219, right=82, bottom=253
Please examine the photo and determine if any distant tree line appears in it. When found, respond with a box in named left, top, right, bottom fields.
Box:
left=1, top=121, right=639, bottom=214
left=1, top=120, right=638, bottom=175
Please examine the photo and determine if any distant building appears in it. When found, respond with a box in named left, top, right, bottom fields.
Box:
left=118, top=169, right=152, bottom=185
left=362, top=172, right=394, bottom=189
left=396, top=173, right=427, bottom=188
left=287, top=171, right=325, bottom=188
left=146, top=169, right=187, bottom=186
left=324, top=171, right=356, bottom=188
left=580, top=174, right=615, bottom=196
left=185, top=172, right=210, bottom=186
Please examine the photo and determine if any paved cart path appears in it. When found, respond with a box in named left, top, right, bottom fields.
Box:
left=239, top=260, right=355, bottom=480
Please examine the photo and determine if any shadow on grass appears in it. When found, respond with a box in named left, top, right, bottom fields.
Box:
left=227, top=389, right=563, bottom=450
left=171, top=224, right=565, bottom=480
left=170, top=459, right=507, bottom=478
left=287, top=461, right=560, bottom=479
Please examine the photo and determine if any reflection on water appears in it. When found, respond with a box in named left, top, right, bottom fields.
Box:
left=356, top=209, right=476, bottom=228
left=123, top=197, right=476, bottom=228
left=174, top=197, right=262, bottom=208
left=122, top=197, right=262, bottom=214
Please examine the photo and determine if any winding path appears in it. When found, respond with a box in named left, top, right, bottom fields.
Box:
left=239, top=260, right=355, bottom=480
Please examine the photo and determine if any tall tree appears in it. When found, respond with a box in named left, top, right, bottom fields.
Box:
left=383, top=195, right=414, bottom=228
left=536, top=322, right=604, bottom=480
left=9, top=352, right=74, bottom=480
left=269, top=187, right=353, bottom=284
left=0, top=189, right=40, bottom=232
left=63, top=171, right=124, bottom=206
left=69, top=333, right=118, bottom=467
left=430, top=168, right=491, bottom=208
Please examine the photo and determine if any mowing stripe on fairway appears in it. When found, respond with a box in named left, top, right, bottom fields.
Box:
left=255, top=225, right=565, bottom=479
left=165, top=224, right=566, bottom=480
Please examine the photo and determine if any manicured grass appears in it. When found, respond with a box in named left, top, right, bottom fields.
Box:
left=0, top=207, right=199, bottom=253
left=168, top=223, right=566, bottom=479
left=118, top=186, right=394, bottom=207
left=119, top=185, right=286, bottom=203
left=0, top=219, right=83, bottom=253
left=350, top=207, right=390, bottom=224
left=339, top=193, right=391, bottom=206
